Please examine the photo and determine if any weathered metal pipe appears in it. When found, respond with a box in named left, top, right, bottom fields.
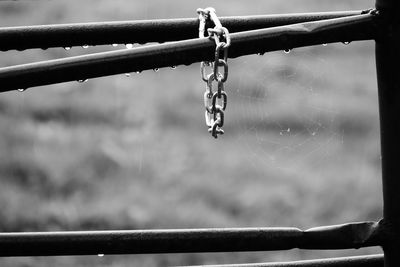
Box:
left=0, top=222, right=381, bottom=257
left=0, top=10, right=364, bottom=51
left=178, top=254, right=383, bottom=267
left=0, top=13, right=378, bottom=92
left=375, top=0, right=400, bottom=266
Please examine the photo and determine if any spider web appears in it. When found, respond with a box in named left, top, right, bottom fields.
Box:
left=226, top=44, right=351, bottom=174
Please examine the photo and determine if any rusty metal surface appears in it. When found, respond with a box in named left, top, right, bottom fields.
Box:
left=177, top=254, right=383, bottom=267
left=0, top=222, right=381, bottom=257
left=0, top=13, right=378, bottom=92
left=0, top=11, right=363, bottom=51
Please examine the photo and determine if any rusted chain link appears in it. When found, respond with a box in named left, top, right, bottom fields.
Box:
left=197, top=7, right=231, bottom=139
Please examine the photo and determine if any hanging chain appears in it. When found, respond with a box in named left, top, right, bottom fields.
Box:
left=197, top=7, right=231, bottom=139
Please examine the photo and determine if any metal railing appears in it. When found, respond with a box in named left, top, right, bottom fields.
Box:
left=0, top=0, right=398, bottom=266
left=0, top=222, right=382, bottom=256
left=0, top=10, right=376, bottom=92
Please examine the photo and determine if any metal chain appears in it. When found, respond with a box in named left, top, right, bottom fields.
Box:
left=197, top=7, right=231, bottom=139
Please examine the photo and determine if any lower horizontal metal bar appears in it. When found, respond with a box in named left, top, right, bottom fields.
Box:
left=0, top=13, right=377, bottom=92
left=177, top=254, right=384, bottom=267
left=0, top=10, right=364, bottom=51
left=0, top=222, right=381, bottom=257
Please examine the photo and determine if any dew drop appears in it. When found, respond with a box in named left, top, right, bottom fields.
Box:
left=135, top=70, right=142, bottom=74
left=17, top=88, right=25, bottom=92
left=77, top=79, right=88, bottom=83
left=170, top=66, right=176, bottom=70
left=279, top=128, right=291, bottom=135
left=64, top=47, right=71, bottom=50
left=82, top=44, right=89, bottom=49
left=112, top=44, right=118, bottom=47
left=284, top=49, right=291, bottom=54
left=342, top=41, right=351, bottom=45
left=153, top=68, right=159, bottom=72
left=125, top=43, right=133, bottom=49
left=125, top=73, right=131, bottom=77
left=257, top=52, right=265, bottom=56
left=322, top=43, right=328, bottom=46
left=97, top=254, right=104, bottom=257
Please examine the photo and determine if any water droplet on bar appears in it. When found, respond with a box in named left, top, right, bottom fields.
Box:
left=97, top=254, right=104, bottom=257
left=135, top=70, right=142, bottom=74
left=284, top=49, right=291, bottom=54
left=153, top=68, right=159, bottom=72
left=125, top=43, right=133, bottom=49
left=17, top=88, right=25, bottom=92
left=257, top=52, right=265, bottom=56
left=125, top=73, right=131, bottom=77
left=112, top=44, right=118, bottom=47
left=170, top=66, right=176, bottom=70
left=279, top=128, right=291, bottom=135
left=342, top=41, right=351, bottom=45
left=322, top=43, right=328, bottom=46
left=82, top=45, right=89, bottom=49
left=77, top=79, right=88, bottom=83
left=64, top=47, right=71, bottom=50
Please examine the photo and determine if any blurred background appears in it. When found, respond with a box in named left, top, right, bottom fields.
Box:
left=0, top=0, right=383, bottom=266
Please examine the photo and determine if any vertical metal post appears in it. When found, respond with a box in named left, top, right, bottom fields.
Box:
left=375, top=0, right=400, bottom=266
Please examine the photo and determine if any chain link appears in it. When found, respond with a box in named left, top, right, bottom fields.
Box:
left=197, top=7, right=231, bottom=139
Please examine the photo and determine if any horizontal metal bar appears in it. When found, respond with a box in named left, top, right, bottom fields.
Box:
left=178, top=254, right=384, bottom=267
left=0, top=222, right=381, bottom=257
left=0, top=13, right=378, bottom=92
left=0, top=10, right=365, bottom=51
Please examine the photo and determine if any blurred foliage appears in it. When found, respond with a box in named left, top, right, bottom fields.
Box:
left=0, top=0, right=383, bottom=266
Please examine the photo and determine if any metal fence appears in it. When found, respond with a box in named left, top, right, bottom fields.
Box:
left=0, top=0, right=398, bottom=266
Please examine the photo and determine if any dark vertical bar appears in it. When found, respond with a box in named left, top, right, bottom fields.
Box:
left=375, top=0, right=400, bottom=266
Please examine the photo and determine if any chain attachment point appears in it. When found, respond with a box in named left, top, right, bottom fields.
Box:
left=197, top=7, right=230, bottom=138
